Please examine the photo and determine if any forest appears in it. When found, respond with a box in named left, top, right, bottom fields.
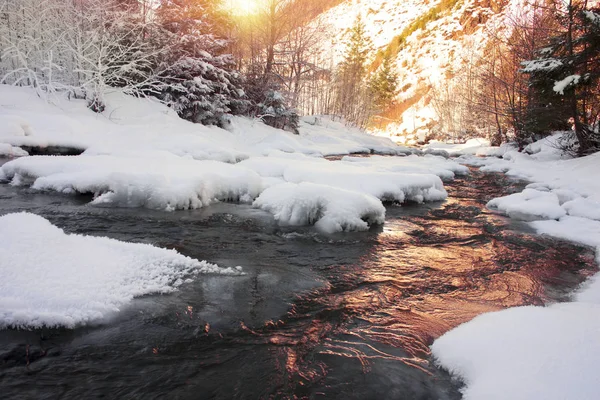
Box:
left=1, top=0, right=600, bottom=156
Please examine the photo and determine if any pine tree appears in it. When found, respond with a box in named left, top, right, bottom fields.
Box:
left=369, top=52, right=399, bottom=112
left=333, top=15, right=373, bottom=126
left=154, top=0, right=247, bottom=126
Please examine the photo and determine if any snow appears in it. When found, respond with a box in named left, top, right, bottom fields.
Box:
left=432, top=134, right=600, bottom=399
left=487, top=188, right=566, bottom=221
left=253, top=182, right=386, bottom=233
left=431, top=303, right=600, bottom=400
left=0, top=143, right=28, bottom=158
left=0, top=213, right=243, bottom=329
left=1, top=154, right=263, bottom=211
left=423, top=138, right=516, bottom=157
left=0, top=86, right=402, bottom=161
left=0, top=85, right=460, bottom=232
left=553, top=74, right=581, bottom=94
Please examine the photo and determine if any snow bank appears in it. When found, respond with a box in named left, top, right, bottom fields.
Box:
left=0, top=86, right=403, bottom=160
left=254, top=182, right=385, bottom=233
left=0, top=155, right=262, bottom=211
left=432, top=134, right=600, bottom=399
left=0, top=213, right=243, bottom=329
left=0, top=85, right=453, bottom=232
left=487, top=188, right=566, bottom=221
left=431, top=303, right=600, bottom=400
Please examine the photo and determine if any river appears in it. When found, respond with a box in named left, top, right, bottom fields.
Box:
left=0, top=159, right=596, bottom=399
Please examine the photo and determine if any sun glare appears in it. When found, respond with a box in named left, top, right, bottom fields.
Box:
left=224, top=0, right=262, bottom=16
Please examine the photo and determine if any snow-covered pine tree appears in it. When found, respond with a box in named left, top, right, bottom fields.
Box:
left=154, top=0, right=247, bottom=127
left=158, top=54, right=247, bottom=126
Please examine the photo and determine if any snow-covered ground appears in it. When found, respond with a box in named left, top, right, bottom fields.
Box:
left=431, top=134, right=600, bottom=400
left=0, top=213, right=243, bottom=329
left=0, top=85, right=462, bottom=233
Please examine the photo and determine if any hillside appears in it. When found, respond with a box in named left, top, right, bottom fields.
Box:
left=315, top=0, right=519, bottom=141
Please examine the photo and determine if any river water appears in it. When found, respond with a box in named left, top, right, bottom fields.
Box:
left=0, top=159, right=597, bottom=399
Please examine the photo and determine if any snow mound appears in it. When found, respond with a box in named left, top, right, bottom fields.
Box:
left=0, top=213, right=243, bottom=329
left=253, top=182, right=385, bottom=233
left=431, top=302, right=600, bottom=400
left=0, top=155, right=262, bottom=211
left=487, top=188, right=566, bottom=221
left=283, top=162, right=447, bottom=203
left=0, top=114, right=34, bottom=137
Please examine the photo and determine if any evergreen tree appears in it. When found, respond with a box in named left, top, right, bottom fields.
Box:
left=154, top=0, right=247, bottom=126
left=369, top=52, right=399, bottom=112
left=523, top=2, right=600, bottom=155
left=334, top=15, right=373, bottom=126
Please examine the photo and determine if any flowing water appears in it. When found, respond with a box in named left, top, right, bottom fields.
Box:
left=0, top=158, right=597, bottom=399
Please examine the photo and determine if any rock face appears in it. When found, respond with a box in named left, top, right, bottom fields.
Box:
left=315, top=0, right=520, bottom=136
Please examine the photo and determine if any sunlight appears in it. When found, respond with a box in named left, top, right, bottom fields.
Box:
left=223, top=0, right=263, bottom=16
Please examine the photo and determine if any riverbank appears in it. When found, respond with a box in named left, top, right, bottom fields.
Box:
left=430, top=136, right=600, bottom=400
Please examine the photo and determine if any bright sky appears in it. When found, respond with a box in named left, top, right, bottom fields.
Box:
left=222, top=0, right=263, bottom=16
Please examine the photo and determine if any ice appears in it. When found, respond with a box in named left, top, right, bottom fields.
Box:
left=0, top=213, right=243, bottom=329
left=253, top=182, right=386, bottom=233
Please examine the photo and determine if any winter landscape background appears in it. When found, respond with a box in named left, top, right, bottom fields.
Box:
left=1, top=0, right=600, bottom=399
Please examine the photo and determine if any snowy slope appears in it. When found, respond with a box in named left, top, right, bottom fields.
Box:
left=317, top=0, right=525, bottom=137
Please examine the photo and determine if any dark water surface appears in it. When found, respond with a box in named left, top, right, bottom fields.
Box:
left=0, top=159, right=597, bottom=399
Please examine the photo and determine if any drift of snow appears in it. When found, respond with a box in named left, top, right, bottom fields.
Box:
left=0, top=213, right=243, bottom=329
left=253, top=182, right=386, bottom=233
left=431, top=303, right=600, bottom=400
